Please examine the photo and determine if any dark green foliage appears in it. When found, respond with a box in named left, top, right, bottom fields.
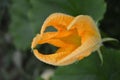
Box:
left=34, top=43, right=59, bottom=54
left=44, top=26, right=58, bottom=32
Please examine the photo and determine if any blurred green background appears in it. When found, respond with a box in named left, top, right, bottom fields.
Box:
left=0, top=0, right=120, bottom=80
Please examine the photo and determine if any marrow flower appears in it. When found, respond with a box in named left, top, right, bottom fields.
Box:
left=31, top=13, right=116, bottom=66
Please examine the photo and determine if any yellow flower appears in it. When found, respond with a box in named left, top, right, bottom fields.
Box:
left=31, top=13, right=116, bottom=66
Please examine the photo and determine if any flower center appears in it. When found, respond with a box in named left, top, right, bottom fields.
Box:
left=59, top=29, right=81, bottom=47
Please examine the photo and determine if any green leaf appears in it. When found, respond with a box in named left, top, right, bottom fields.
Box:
left=35, top=77, right=43, bottom=80
left=9, top=0, right=106, bottom=50
left=52, top=47, right=120, bottom=80
left=0, top=0, right=8, bottom=25
left=68, top=0, right=106, bottom=21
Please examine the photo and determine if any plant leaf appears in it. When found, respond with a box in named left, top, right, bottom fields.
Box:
left=52, top=47, right=120, bottom=80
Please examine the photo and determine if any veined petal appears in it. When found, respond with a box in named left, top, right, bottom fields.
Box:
left=31, top=32, right=57, bottom=49
left=66, top=15, right=101, bottom=44
left=56, top=36, right=101, bottom=65
left=40, top=13, right=74, bottom=36
left=33, top=44, right=77, bottom=66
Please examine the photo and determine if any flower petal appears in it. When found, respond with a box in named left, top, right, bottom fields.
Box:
left=40, top=13, right=74, bottom=35
left=56, top=36, right=101, bottom=65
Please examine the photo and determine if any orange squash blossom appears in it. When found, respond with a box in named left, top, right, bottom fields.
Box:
left=31, top=13, right=116, bottom=66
